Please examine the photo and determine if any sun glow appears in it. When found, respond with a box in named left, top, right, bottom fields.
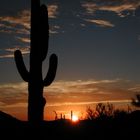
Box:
left=72, top=115, right=79, bottom=122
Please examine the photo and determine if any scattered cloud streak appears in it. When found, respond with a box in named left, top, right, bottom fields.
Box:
left=82, top=0, right=140, bottom=17
left=0, top=4, right=59, bottom=35
left=0, top=4, right=59, bottom=58
left=0, top=79, right=137, bottom=119
left=49, top=25, right=60, bottom=34
left=84, top=19, right=115, bottom=27
left=0, top=82, right=28, bottom=106
left=81, top=0, right=140, bottom=27
left=0, top=47, right=30, bottom=58
left=0, top=79, right=135, bottom=107
left=0, top=10, right=30, bottom=35
left=47, top=100, right=131, bottom=107
left=44, top=79, right=135, bottom=103
left=16, top=37, right=30, bottom=43
left=48, top=4, right=58, bottom=18
left=128, top=84, right=140, bottom=92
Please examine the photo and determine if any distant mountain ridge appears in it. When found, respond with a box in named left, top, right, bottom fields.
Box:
left=0, top=111, right=21, bottom=126
left=0, top=111, right=18, bottom=120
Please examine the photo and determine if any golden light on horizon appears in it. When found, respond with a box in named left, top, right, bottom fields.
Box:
left=72, top=115, right=79, bottom=122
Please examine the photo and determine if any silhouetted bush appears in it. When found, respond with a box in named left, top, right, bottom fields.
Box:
left=132, top=94, right=140, bottom=107
left=86, top=103, right=115, bottom=120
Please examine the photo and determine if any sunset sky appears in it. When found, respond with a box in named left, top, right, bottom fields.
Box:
left=0, top=0, right=140, bottom=120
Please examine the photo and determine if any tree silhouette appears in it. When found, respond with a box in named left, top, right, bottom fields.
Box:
left=14, top=0, right=58, bottom=123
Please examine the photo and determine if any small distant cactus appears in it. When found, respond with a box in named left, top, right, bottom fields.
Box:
left=53, top=111, right=58, bottom=120
left=71, top=110, right=73, bottom=120
left=14, top=0, right=58, bottom=123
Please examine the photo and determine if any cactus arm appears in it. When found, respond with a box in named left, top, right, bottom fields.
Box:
left=43, top=54, right=58, bottom=86
left=14, top=50, right=29, bottom=82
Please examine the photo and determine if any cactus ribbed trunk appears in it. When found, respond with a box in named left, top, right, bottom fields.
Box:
left=28, top=57, right=45, bottom=122
left=14, top=0, right=58, bottom=124
left=28, top=0, right=44, bottom=123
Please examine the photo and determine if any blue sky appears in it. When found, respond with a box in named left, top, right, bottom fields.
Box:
left=0, top=0, right=140, bottom=82
left=0, top=0, right=140, bottom=120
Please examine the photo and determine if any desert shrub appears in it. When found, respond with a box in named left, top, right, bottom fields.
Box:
left=132, top=94, right=140, bottom=107
left=86, top=106, right=97, bottom=120
left=86, top=103, right=114, bottom=120
left=96, top=103, right=114, bottom=118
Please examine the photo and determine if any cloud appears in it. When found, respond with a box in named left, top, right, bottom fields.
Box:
left=45, top=79, right=121, bottom=94
left=48, top=4, right=58, bottom=18
left=49, top=25, right=60, bottom=34
left=82, top=2, right=97, bottom=14
left=43, top=79, right=135, bottom=105
left=0, top=4, right=59, bottom=35
left=128, top=84, right=140, bottom=92
left=16, top=37, right=30, bottom=43
left=3, top=103, right=27, bottom=108
left=99, top=0, right=140, bottom=16
left=0, top=79, right=137, bottom=120
left=0, top=4, right=58, bottom=29
left=0, top=79, right=134, bottom=106
left=0, top=10, right=30, bottom=35
left=0, top=4, right=59, bottom=59
left=0, top=10, right=30, bottom=28
left=84, top=19, right=115, bottom=27
left=0, top=82, right=28, bottom=106
left=0, top=46, right=30, bottom=58
left=82, top=0, right=140, bottom=17
left=46, top=100, right=131, bottom=107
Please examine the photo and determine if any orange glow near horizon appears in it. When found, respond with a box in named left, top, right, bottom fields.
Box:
left=0, top=100, right=134, bottom=121
left=72, top=115, right=79, bottom=122
left=0, top=80, right=136, bottom=121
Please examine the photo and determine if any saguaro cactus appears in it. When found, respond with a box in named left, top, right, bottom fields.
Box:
left=71, top=110, right=73, bottom=121
left=14, top=0, right=58, bottom=123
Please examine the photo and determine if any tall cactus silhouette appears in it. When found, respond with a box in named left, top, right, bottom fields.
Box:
left=14, top=0, right=58, bottom=123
